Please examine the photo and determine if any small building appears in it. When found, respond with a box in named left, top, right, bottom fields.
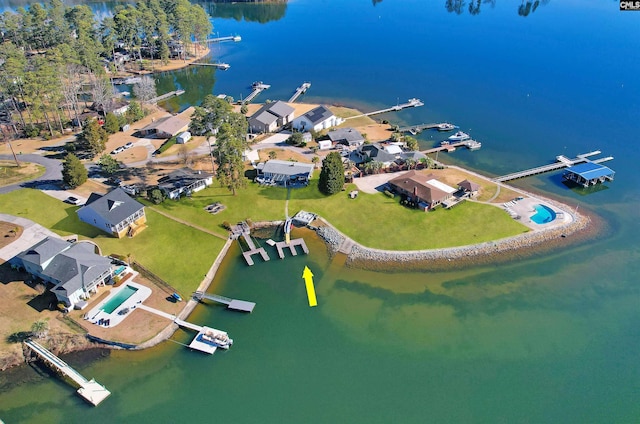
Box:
left=291, top=105, right=342, bottom=132
left=256, top=160, right=315, bottom=186
left=389, top=170, right=457, bottom=210
left=140, top=115, right=190, bottom=138
left=248, top=101, right=295, bottom=134
left=158, top=168, right=213, bottom=200
left=176, top=131, right=192, bottom=144
left=77, top=188, right=147, bottom=238
left=457, top=179, right=481, bottom=197
left=563, top=162, right=615, bottom=187
left=14, top=237, right=113, bottom=307
left=327, top=127, right=365, bottom=147
left=318, top=139, right=332, bottom=150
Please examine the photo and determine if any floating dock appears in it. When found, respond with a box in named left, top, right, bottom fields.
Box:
left=186, top=326, right=233, bottom=355
left=148, top=90, right=185, bottom=104
left=421, top=139, right=482, bottom=155
left=190, top=62, right=230, bottom=70
left=243, top=81, right=271, bottom=104
left=275, top=238, right=309, bottom=259
left=193, top=291, right=256, bottom=313
left=493, top=150, right=613, bottom=182
left=24, top=340, right=111, bottom=406
left=231, top=222, right=270, bottom=265
left=288, top=82, right=311, bottom=103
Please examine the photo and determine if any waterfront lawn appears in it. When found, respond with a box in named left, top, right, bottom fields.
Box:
left=0, top=189, right=225, bottom=295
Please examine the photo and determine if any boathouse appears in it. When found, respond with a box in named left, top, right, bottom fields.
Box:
left=563, top=162, right=615, bottom=187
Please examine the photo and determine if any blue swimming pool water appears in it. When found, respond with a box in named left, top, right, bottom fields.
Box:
left=530, top=204, right=556, bottom=224
left=101, top=285, right=138, bottom=314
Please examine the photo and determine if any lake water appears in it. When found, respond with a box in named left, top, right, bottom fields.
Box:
left=1, top=1, right=640, bottom=422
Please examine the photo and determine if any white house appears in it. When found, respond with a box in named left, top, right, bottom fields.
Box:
left=256, top=160, right=315, bottom=186
left=77, top=188, right=147, bottom=238
left=177, top=131, right=192, bottom=144
left=14, top=237, right=113, bottom=307
left=158, top=168, right=213, bottom=199
left=291, top=105, right=342, bottom=132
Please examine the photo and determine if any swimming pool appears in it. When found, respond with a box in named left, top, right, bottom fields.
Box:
left=101, top=285, right=138, bottom=314
left=530, top=204, right=557, bottom=224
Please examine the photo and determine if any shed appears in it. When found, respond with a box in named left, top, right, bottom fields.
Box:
left=177, top=131, right=192, bottom=144
left=318, top=139, right=332, bottom=150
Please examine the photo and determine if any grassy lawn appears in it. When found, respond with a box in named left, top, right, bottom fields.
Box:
left=0, top=161, right=45, bottom=187
left=0, top=189, right=225, bottom=295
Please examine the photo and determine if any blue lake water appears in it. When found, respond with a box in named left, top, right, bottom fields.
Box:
left=1, top=1, right=639, bottom=423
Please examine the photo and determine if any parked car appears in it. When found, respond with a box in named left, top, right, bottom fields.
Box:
left=121, top=184, right=138, bottom=196
left=124, top=142, right=133, bottom=149
left=107, top=177, right=122, bottom=186
left=111, top=146, right=125, bottom=154
left=64, top=196, right=81, bottom=205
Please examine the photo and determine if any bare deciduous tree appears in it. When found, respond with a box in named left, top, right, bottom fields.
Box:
left=132, top=76, right=157, bottom=103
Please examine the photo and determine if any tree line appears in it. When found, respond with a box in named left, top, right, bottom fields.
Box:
left=0, top=0, right=212, bottom=139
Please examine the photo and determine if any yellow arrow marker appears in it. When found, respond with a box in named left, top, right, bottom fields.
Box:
left=302, top=266, right=317, bottom=307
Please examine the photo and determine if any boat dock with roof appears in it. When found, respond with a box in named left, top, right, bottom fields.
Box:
left=493, top=150, right=614, bottom=182
left=193, top=291, right=256, bottom=313
left=24, top=340, right=111, bottom=406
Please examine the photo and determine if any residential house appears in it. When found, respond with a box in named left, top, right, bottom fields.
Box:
left=77, top=188, right=147, bottom=238
left=388, top=170, right=457, bottom=210
left=158, top=168, right=213, bottom=200
left=291, top=105, right=342, bottom=132
left=14, top=237, right=113, bottom=307
left=355, top=143, right=427, bottom=168
left=140, top=115, right=190, bottom=138
left=256, top=160, right=315, bottom=186
left=248, top=101, right=295, bottom=133
left=328, top=127, right=365, bottom=147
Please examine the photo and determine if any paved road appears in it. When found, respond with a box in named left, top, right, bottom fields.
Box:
left=0, top=154, right=63, bottom=195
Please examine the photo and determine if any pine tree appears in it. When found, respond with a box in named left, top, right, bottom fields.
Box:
left=103, top=112, right=120, bottom=134
left=318, top=151, right=345, bottom=195
left=80, top=119, right=108, bottom=157
left=62, top=153, right=88, bottom=188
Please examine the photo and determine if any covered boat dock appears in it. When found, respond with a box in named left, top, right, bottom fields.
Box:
left=563, top=162, right=615, bottom=187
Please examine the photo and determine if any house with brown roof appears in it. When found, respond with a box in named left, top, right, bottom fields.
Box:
left=388, top=170, right=457, bottom=210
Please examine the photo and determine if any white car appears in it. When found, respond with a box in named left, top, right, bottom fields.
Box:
left=124, top=142, right=133, bottom=149
left=111, top=147, right=125, bottom=154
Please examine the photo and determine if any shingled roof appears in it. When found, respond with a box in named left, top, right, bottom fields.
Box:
left=78, top=188, right=144, bottom=226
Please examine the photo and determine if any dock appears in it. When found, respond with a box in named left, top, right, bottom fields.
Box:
left=397, top=123, right=440, bottom=134
left=288, top=82, right=311, bottom=103
left=348, top=98, right=424, bottom=119
left=243, top=81, right=271, bottom=104
left=148, top=90, right=185, bottom=104
left=493, top=150, right=613, bottom=182
left=24, top=340, right=111, bottom=406
left=421, top=139, right=482, bottom=155
left=275, top=238, right=309, bottom=259
left=204, top=35, right=241, bottom=43
left=193, top=291, right=256, bottom=313
left=190, top=62, right=230, bottom=70
left=231, top=222, right=270, bottom=265
left=187, top=327, right=233, bottom=355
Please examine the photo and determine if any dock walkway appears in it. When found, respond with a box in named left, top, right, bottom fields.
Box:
left=421, top=139, right=482, bottom=155
left=244, top=82, right=271, bottom=104
left=275, top=238, right=309, bottom=259
left=190, top=62, right=230, bottom=70
left=24, top=340, right=111, bottom=406
left=204, top=35, right=241, bottom=43
left=288, top=82, right=311, bottom=103
left=397, top=123, right=440, bottom=134
left=148, top=90, right=185, bottom=104
left=193, top=291, right=256, bottom=313
left=493, top=150, right=613, bottom=182
left=348, top=98, right=423, bottom=119
left=231, top=222, right=271, bottom=265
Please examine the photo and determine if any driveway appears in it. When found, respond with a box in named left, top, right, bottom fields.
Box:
left=0, top=214, right=63, bottom=262
left=352, top=171, right=409, bottom=194
left=0, top=154, right=63, bottom=195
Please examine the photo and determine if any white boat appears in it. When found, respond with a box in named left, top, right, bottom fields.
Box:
left=436, top=123, right=456, bottom=131
left=448, top=131, right=470, bottom=141
left=201, top=330, right=233, bottom=349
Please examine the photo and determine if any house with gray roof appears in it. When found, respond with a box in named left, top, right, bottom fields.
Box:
left=291, top=105, right=342, bottom=132
left=77, top=188, right=147, bottom=238
left=355, top=143, right=427, bottom=168
left=248, top=101, right=295, bottom=134
left=255, top=160, right=315, bottom=186
left=158, top=167, right=213, bottom=200
left=327, top=127, right=365, bottom=147
left=15, top=237, right=113, bottom=307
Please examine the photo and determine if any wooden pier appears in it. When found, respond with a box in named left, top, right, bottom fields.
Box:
left=204, top=35, right=241, bottom=43
left=397, top=123, right=440, bottom=134
left=231, top=222, right=271, bottom=265
left=288, top=82, right=311, bottom=103
left=190, top=62, right=230, bottom=70
left=243, top=81, right=271, bottom=104
left=493, top=150, right=613, bottom=182
left=275, top=238, right=309, bottom=259
left=421, top=139, right=482, bottom=155
left=193, top=291, right=256, bottom=313
left=148, top=90, right=185, bottom=104
left=24, top=340, right=111, bottom=406
left=348, top=98, right=424, bottom=119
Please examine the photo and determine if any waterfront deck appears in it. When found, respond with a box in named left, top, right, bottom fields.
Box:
left=193, top=291, right=256, bottom=313
left=24, top=340, right=111, bottom=406
left=288, top=82, right=311, bottom=103
left=243, top=82, right=271, bottom=104
left=275, top=238, right=309, bottom=259
left=493, top=150, right=613, bottom=182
